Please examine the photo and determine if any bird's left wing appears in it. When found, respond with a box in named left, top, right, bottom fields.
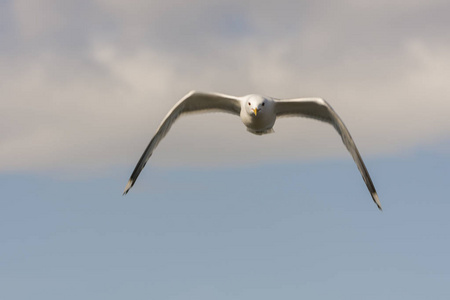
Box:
left=275, top=98, right=382, bottom=210
left=123, top=91, right=241, bottom=195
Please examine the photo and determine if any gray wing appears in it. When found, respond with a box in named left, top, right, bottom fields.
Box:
left=275, top=98, right=382, bottom=210
left=123, top=91, right=241, bottom=194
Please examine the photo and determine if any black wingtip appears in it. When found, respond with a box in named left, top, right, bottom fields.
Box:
left=123, top=179, right=134, bottom=196
left=373, top=193, right=382, bottom=211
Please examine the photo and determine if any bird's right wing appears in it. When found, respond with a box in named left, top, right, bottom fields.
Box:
left=123, top=91, right=241, bottom=195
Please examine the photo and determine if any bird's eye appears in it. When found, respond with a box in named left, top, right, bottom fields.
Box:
left=248, top=102, right=251, bottom=106
left=262, top=102, right=265, bottom=106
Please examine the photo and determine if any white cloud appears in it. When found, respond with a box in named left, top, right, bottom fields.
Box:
left=1, top=0, right=449, bottom=173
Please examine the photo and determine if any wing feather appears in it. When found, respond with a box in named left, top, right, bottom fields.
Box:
left=275, top=98, right=382, bottom=210
left=123, top=91, right=241, bottom=194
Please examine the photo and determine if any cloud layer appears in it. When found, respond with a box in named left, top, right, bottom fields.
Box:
left=1, top=0, right=449, bottom=172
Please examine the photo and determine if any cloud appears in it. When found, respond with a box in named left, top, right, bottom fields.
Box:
left=1, top=0, right=449, bottom=173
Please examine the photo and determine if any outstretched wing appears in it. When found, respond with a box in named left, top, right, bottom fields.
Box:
left=275, top=98, right=382, bottom=210
left=123, top=91, right=241, bottom=194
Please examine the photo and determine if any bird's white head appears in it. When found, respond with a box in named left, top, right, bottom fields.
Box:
left=244, top=94, right=271, bottom=117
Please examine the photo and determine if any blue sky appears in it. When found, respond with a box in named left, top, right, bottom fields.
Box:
left=1, top=0, right=450, bottom=299
left=2, top=152, right=450, bottom=299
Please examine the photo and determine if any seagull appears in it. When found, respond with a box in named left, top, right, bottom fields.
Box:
left=123, top=91, right=382, bottom=210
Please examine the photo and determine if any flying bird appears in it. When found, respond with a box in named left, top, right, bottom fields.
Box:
left=124, top=91, right=382, bottom=210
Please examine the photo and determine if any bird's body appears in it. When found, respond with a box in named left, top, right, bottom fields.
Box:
left=124, top=91, right=382, bottom=210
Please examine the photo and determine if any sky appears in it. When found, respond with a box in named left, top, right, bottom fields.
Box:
left=1, top=0, right=450, bottom=299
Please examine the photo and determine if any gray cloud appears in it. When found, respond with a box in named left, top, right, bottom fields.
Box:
left=1, top=0, right=449, bottom=173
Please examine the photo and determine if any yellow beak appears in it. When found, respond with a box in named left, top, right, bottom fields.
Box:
left=253, top=108, right=258, bottom=116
